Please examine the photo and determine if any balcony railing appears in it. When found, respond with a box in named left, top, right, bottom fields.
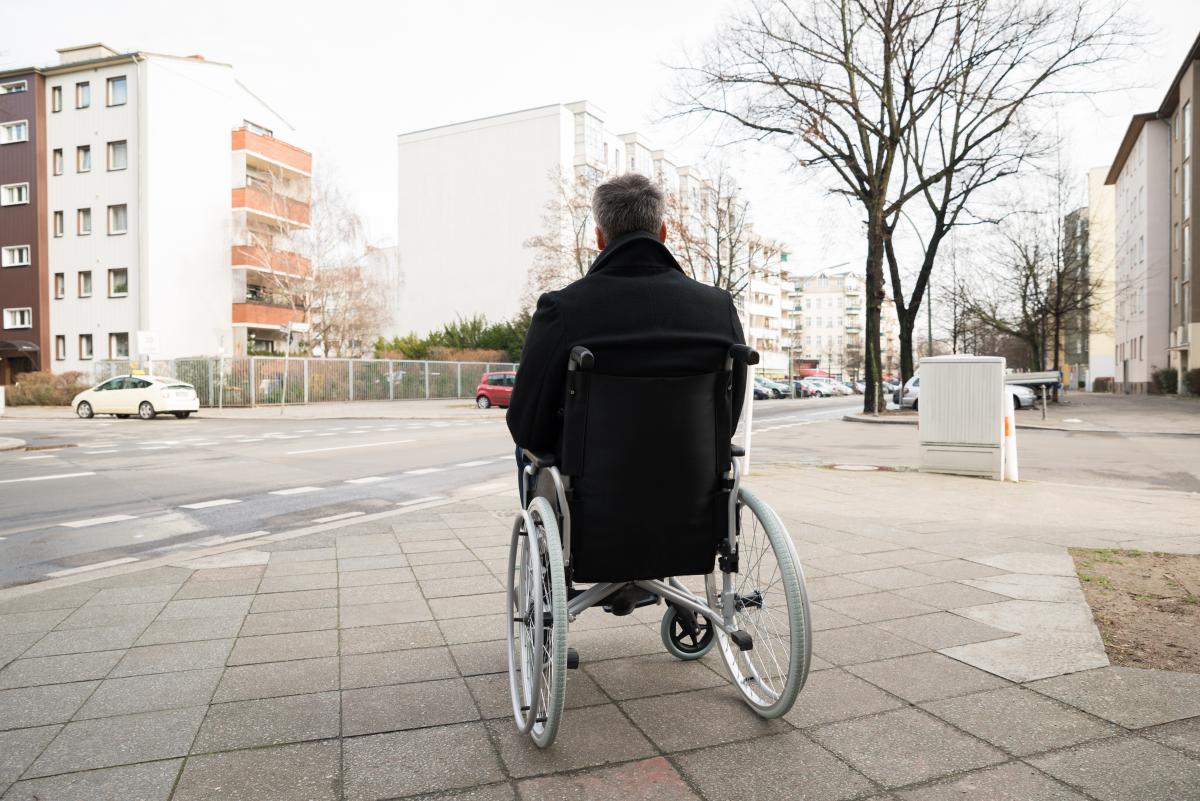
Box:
left=232, top=127, right=312, bottom=175
left=231, top=245, right=311, bottom=277
left=232, top=186, right=310, bottom=227
left=232, top=301, right=304, bottom=329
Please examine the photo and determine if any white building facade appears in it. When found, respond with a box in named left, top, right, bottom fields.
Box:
left=790, top=265, right=900, bottom=380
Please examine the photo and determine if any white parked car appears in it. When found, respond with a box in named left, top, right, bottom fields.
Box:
left=894, top=374, right=1036, bottom=411
left=73, top=375, right=200, bottom=420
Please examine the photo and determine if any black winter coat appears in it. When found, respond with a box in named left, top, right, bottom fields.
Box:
left=506, top=230, right=747, bottom=453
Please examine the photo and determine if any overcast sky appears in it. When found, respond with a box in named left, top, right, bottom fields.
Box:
left=4, top=0, right=1199, bottom=274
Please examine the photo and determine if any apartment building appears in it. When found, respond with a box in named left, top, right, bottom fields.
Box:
left=789, top=265, right=900, bottom=380
left=0, top=70, right=47, bottom=384
left=0, top=44, right=306, bottom=379
left=1165, top=36, right=1199, bottom=387
left=1105, top=114, right=1171, bottom=393
left=741, top=238, right=791, bottom=375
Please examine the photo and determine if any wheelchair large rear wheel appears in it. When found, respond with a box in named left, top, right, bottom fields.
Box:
left=707, top=487, right=811, bottom=718
left=505, top=497, right=567, bottom=748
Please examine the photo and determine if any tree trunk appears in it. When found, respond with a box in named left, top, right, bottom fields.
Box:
left=863, top=213, right=887, bottom=414
left=899, top=324, right=915, bottom=388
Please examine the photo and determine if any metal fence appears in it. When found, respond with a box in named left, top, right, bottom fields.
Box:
left=91, top=357, right=519, bottom=408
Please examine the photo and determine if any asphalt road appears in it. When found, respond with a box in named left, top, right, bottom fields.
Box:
left=0, top=396, right=858, bottom=588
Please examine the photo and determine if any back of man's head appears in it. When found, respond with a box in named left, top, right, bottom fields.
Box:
left=591, top=173, right=665, bottom=244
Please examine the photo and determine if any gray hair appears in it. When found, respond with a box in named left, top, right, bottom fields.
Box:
left=591, top=173, right=665, bottom=242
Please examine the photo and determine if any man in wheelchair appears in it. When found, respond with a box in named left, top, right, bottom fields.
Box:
left=502, top=173, right=811, bottom=747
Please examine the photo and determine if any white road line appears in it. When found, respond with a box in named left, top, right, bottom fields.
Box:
left=270, top=486, right=323, bottom=495
left=189, top=441, right=218, bottom=446
left=378, top=427, right=397, bottom=431
left=404, top=467, right=444, bottom=476
left=233, top=439, right=263, bottom=444
left=345, top=476, right=388, bottom=484
left=297, top=429, right=316, bottom=433
left=287, top=439, right=414, bottom=455
left=60, top=514, right=137, bottom=529
left=19, top=454, right=56, bottom=460
left=0, top=471, right=96, bottom=485
left=328, top=427, right=346, bottom=431
left=84, top=450, right=119, bottom=455
left=455, top=461, right=491, bottom=467
left=47, top=557, right=139, bottom=577
left=141, top=446, right=170, bottom=451
left=313, top=511, right=365, bottom=524
left=316, top=433, right=337, bottom=437
left=180, top=498, right=242, bottom=510
left=397, top=495, right=446, bottom=506
left=88, top=442, right=116, bottom=448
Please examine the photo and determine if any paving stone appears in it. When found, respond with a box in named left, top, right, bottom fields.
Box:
left=848, top=652, right=1009, bottom=703
left=420, top=574, right=505, bottom=599
left=894, top=761, right=1090, bottom=801
left=1144, top=717, right=1200, bottom=760
left=465, top=670, right=609, bottom=719
left=621, top=686, right=789, bottom=752
left=343, top=722, right=504, bottom=800
left=110, top=639, right=233, bottom=677
left=214, top=656, right=340, bottom=702
left=86, top=566, right=190, bottom=589
left=338, top=554, right=410, bottom=572
left=1027, top=666, right=1200, bottom=728
left=0, top=681, right=98, bottom=729
left=339, top=582, right=424, bottom=606
left=835, top=536, right=901, bottom=555
left=55, top=602, right=165, bottom=631
left=341, top=646, right=459, bottom=689
left=568, top=624, right=664, bottom=662
left=875, top=612, right=1013, bottom=650
left=809, top=603, right=865, bottom=631
left=0, top=608, right=73, bottom=636
left=171, top=578, right=261, bottom=600
left=338, top=567, right=417, bottom=587
left=185, top=565, right=264, bottom=582
left=412, top=561, right=494, bottom=580
left=812, top=624, right=927, bottom=666
left=803, top=553, right=893, bottom=574
left=0, top=649, right=122, bottom=689
left=970, top=551, right=1078, bottom=577
left=2, top=759, right=183, bottom=801
left=258, top=573, right=339, bottom=594
left=342, top=677, right=479, bottom=736
left=134, top=615, right=244, bottom=646
left=821, top=591, right=939, bottom=624
left=406, top=550, right=481, bottom=566
left=239, top=606, right=339, bottom=636
left=842, top=567, right=944, bottom=591
left=268, top=547, right=337, bottom=563
left=893, top=582, right=1009, bottom=610
left=83, top=585, right=178, bottom=606
left=942, top=633, right=1109, bottom=683
left=1029, top=736, right=1200, bottom=801
left=449, top=640, right=508, bottom=676
left=158, top=595, right=253, bottom=621
left=23, top=624, right=144, bottom=657
left=584, top=653, right=726, bottom=700
left=248, top=588, right=338, bottom=614
left=340, top=600, right=434, bottom=628
left=340, top=621, right=444, bottom=654
left=227, top=630, right=338, bottom=665
left=402, top=538, right=466, bottom=554
left=962, top=573, right=1087, bottom=603
left=921, top=687, right=1120, bottom=756
left=810, top=707, right=1005, bottom=788
left=518, top=756, right=701, bottom=801
left=487, top=703, right=656, bottom=778
left=0, top=586, right=97, bottom=615
left=429, top=592, right=506, bottom=620
left=909, top=559, right=1009, bottom=580
left=27, top=706, right=206, bottom=777
left=263, top=559, right=338, bottom=577
left=0, top=725, right=60, bottom=785
left=438, top=614, right=507, bottom=645
left=192, top=691, right=340, bottom=752
left=805, top=576, right=879, bottom=601
left=172, top=739, right=339, bottom=801
left=863, top=548, right=946, bottom=567
left=953, top=599, right=1098, bottom=637
left=783, top=668, right=905, bottom=729
left=0, top=632, right=39, bottom=667
left=674, top=730, right=874, bottom=801
left=76, top=667, right=223, bottom=720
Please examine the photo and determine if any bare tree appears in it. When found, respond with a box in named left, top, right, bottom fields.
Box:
left=674, top=0, right=1133, bottom=412
left=523, top=166, right=603, bottom=303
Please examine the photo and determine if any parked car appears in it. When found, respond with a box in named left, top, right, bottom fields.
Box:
left=475, top=371, right=516, bottom=408
left=73, top=375, right=200, bottom=420
left=802, top=377, right=852, bottom=397
left=894, top=374, right=1037, bottom=411
left=754, top=376, right=791, bottom=399
left=753, top=385, right=771, bottom=400
left=853, top=381, right=866, bottom=394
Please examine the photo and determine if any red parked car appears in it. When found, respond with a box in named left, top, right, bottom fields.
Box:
left=475, top=371, right=516, bottom=408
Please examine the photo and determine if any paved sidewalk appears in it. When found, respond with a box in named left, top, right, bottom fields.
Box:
left=1, top=466, right=1197, bottom=800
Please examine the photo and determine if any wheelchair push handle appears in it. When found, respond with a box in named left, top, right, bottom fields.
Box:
left=569, top=346, right=595, bottom=372
left=727, top=345, right=759, bottom=369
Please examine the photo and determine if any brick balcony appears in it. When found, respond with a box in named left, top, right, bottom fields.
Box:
left=231, top=127, right=312, bottom=175
left=232, top=302, right=304, bottom=328
left=232, top=187, right=310, bottom=227
left=231, top=246, right=311, bottom=277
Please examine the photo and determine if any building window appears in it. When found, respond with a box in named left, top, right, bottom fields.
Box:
left=75, top=81, right=90, bottom=109
left=79, top=334, right=93, bottom=360
left=53, top=210, right=63, bottom=237
left=2, top=307, right=32, bottom=329
left=53, top=148, right=63, bottom=175
left=1185, top=101, right=1193, bottom=153
left=51, top=85, right=62, bottom=112
left=79, top=271, right=92, bottom=298
left=107, top=204, right=127, bottom=235
left=0, top=80, right=27, bottom=94
left=76, top=145, right=90, bottom=172
left=109, top=332, right=129, bottom=358
left=1, top=245, right=31, bottom=267
left=1139, top=336, right=1144, bottom=361
left=1, top=120, right=29, bottom=144
left=107, top=140, right=127, bottom=171
left=106, top=76, right=127, bottom=106
left=1, top=182, right=29, bottom=205
left=108, top=268, right=128, bottom=297
left=54, top=273, right=64, bottom=299
left=77, top=208, right=91, bottom=235
left=55, top=335, right=65, bottom=361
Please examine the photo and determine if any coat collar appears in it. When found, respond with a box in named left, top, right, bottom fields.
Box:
left=587, top=230, right=685, bottom=276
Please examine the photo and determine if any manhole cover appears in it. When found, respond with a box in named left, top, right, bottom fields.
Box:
left=832, top=464, right=880, bottom=472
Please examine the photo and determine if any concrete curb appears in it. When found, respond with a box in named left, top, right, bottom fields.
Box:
left=841, top=413, right=1200, bottom=437
left=0, top=437, right=26, bottom=451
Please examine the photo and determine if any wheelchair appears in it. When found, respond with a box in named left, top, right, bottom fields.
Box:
left=506, top=344, right=812, bottom=747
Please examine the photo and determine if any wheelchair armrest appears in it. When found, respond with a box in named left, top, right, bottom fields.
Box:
left=727, top=345, right=759, bottom=367
left=521, top=449, right=556, bottom=470
left=731, top=445, right=746, bottom=458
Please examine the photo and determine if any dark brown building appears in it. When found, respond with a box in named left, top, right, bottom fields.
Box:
left=0, top=69, right=48, bottom=384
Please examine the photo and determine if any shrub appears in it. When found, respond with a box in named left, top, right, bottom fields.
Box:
left=5, top=371, right=89, bottom=406
left=427, top=347, right=507, bottom=363
left=1185, top=368, right=1200, bottom=395
left=1092, top=376, right=1114, bottom=393
left=1151, top=368, right=1177, bottom=394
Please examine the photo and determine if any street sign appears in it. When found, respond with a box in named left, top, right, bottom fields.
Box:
left=137, top=331, right=159, bottom=355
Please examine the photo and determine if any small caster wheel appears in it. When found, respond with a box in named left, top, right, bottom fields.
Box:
left=661, top=604, right=715, bottom=660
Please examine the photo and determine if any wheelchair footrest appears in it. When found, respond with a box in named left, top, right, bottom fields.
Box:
left=566, top=648, right=580, bottom=669
left=729, top=630, right=754, bottom=651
